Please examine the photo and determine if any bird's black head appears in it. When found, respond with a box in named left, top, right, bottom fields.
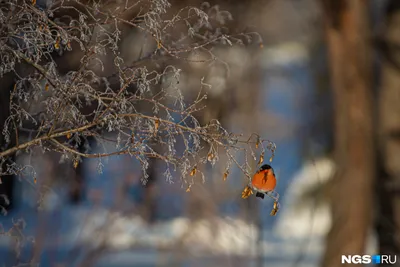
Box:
left=260, top=164, right=272, bottom=171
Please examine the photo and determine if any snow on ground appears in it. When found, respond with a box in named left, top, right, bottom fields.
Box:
left=73, top=156, right=379, bottom=267
left=77, top=157, right=336, bottom=260
left=78, top=211, right=260, bottom=256
left=275, top=157, right=335, bottom=240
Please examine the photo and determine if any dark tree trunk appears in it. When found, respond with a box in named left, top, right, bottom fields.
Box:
left=321, top=1, right=375, bottom=267
left=0, top=73, right=17, bottom=214
left=376, top=0, right=400, bottom=261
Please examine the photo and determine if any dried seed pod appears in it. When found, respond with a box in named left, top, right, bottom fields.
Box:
left=66, top=132, right=72, bottom=139
left=186, top=185, right=191, bottom=192
left=73, top=160, right=79, bottom=169
left=207, top=152, right=215, bottom=162
left=241, top=186, right=253, bottom=199
left=270, top=201, right=279, bottom=216
left=258, top=152, right=264, bottom=165
left=223, top=170, right=229, bottom=181
left=190, top=166, right=197, bottom=176
left=154, top=118, right=160, bottom=133
left=54, top=36, right=61, bottom=49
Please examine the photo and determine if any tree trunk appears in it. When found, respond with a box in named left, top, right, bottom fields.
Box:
left=0, top=73, right=17, bottom=214
left=322, top=1, right=375, bottom=267
left=376, top=0, right=400, bottom=261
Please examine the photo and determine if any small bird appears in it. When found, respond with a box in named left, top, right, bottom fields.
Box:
left=241, top=164, right=280, bottom=216
left=251, top=164, right=277, bottom=198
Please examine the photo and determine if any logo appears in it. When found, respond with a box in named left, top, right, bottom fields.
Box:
left=372, top=255, right=380, bottom=264
left=341, top=255, right=397, bottom=264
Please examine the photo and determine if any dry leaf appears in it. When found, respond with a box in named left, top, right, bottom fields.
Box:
left=33, top=177, right=37, bottom=184
left=73, top=160, right=79, bottom=169
left=66, top=132, right=72, bottom=139
left=186, top=186, right=191, bottom=192
left=32, top=0, right=36, bottom=5
left=157, top=40, right=162, bottom=49
left=255, top=138, right=260, bottom=149
left=207, top=152, right=214, bottom=162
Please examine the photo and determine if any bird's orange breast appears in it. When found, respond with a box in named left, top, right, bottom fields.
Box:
left=251, top=170, right=276, bottom=191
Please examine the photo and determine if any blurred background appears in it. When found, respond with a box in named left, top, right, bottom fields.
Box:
left=1, top=0, right=400, bottom=266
